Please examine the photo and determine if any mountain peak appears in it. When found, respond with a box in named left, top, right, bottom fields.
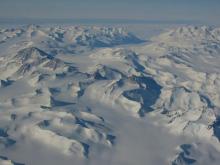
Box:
left=15, top=47, right=52, bottom=64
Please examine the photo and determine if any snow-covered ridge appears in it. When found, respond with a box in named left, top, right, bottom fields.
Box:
left=132, top=26, right=220, bottom=143
left=152, top=26, right=220, bottom=43
left=0, top=25, right=143, bottom=56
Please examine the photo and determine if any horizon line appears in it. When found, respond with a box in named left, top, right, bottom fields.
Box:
left=0, top=17, right=204, bottom=25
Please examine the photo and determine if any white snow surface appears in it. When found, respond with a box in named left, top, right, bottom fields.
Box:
left=0, top=25, right=220, bottom=165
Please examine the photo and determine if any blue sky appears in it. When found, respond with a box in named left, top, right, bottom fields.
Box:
left=0, top=0, right=219, bottom=24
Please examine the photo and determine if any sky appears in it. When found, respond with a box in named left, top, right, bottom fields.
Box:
left=0, top=0, right=219, bottom=24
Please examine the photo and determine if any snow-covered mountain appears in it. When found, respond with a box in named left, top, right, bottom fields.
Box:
left=0, top=25, right=220, bottom=165
left=0, top=25, right=143, bottom=56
